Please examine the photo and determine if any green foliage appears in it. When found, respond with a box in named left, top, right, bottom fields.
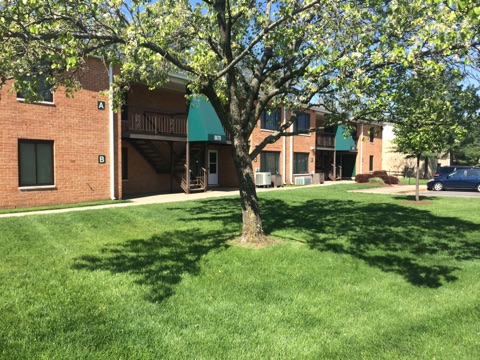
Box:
left=392, top=70, right=478, bottom=157
left=451, top=124, right=480, bottom=164
left=1, top=0, right=479, bottom=123
left=368, top=177, right=385, bottom=184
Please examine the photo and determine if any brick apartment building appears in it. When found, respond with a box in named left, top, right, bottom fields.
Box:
left=0, top=57, right=382, bottom=209
left=251, top=108, right=383, bottom=185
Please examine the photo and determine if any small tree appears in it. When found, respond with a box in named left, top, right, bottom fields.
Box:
left=392, top=70, right=479, bottom=201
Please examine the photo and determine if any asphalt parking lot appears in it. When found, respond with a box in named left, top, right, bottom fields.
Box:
left=421, top=190, right=480, bottom=198
left=351, top=184, right=480, bottom=199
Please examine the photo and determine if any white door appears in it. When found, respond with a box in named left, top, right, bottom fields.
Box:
left=208, top=150, right=218, bottom=185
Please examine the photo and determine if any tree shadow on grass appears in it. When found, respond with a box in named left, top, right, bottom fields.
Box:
left=72, top=195, right=479, bottom=302
left=258, top=198, right=480, bottom=288
left=72, top=228, right=230, bottom=303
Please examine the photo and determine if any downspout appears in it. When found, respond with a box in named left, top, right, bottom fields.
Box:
left=289, top=110, right=294, bottom=184
left=109, top=66, right=116, bottom=200
left=360, top=124, right=364, bottom=174
left=283, top=108, right=286, bottom=184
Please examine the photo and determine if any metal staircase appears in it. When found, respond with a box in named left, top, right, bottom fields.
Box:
left=130, top=139, right=207, bottom=193
left=129, top=140, right=172, bottom=173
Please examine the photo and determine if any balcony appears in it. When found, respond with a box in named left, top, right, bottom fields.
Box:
left=316, top=133, right=335, bottom=149
left=122, top=105, right=187, bottom=140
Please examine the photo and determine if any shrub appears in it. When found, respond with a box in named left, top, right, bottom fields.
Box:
left=368, top=177, right=385, bottom=184
left=372, top=170, right=388, bottom=177
left=355, top=172, right=399, bottom=184
left=388, top=176, right=400, bottom=184
left=355, top=174, right=373, bottom=183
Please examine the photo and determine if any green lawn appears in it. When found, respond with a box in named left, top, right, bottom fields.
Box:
left=399, top=177, right=429, bottom=185
left=1, top=184, right=479, bottom=359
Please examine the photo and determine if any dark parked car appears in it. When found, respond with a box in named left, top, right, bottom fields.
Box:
left=434, top=165, right=474, bottom=177
left=428, top=168, right=480, bottom=192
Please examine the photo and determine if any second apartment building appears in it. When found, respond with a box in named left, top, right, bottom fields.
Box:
left=251, top=107, right=383, bottom=185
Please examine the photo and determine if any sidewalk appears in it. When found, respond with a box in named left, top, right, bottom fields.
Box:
left=349, top=184, right=427, bottom=195
left=0, top=180, right=350, bottom=218
left=0, top=181, right=421, bottom=218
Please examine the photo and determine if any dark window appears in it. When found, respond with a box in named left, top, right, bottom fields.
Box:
left=294, top=153, right=309, bottom=174
left=369, top=127, right=375, bottom=143
left=294, top=112, right=310, bottom=132
left=18, top=140, right=54, bottom=186
left=325, top=126, right=336, bottom=134
left=369, top=155, right=374, bottom=172
left=260, top=152, right=280, bottom=174
left=122, top=147, right=128, bottom=180
left=16, top=75, right=53, bottom=103
left=260, top=108, right=281, bottom=130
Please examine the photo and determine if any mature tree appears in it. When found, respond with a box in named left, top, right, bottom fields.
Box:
left=450, top=120, right=480, bottom=165
left=391, top=70, right=480, bottom=201
left=1, top=0, right=479, bottom=242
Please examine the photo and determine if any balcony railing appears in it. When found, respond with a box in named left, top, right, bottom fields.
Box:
left=122, top=105, right=187, bottom=137
left=316, top=133, right=335, bottom=148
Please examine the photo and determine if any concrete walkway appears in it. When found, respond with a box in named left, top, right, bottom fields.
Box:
left=349, top=184, right=427, bottom=195
left=0, top=181, right=420, bottom=218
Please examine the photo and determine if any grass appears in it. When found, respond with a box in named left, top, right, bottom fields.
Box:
left=399, top=177, right=429, bottom=185
left=1, top=184, right=479, bottom=359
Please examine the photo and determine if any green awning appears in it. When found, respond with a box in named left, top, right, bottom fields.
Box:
left=335, top=125, right=357, bottom=151
left=188, top=95, right=226, bottom=142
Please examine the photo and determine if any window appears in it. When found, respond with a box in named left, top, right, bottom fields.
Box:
left=369, top=127, right=375, bottom=143
left=122, top=147, right=128, bottom=180
left=260, top=108, right=281, bottom=130
left=369, top=155, right=374, bottom=172
left=294, top=153, right=309, bottom=174
left=18, top=140, right=54, bottom=187
left=294, top=112, right=310, bottom=132
left=16, top=74, right=53, bottom=103
left=260, top=152, right=280, bottom=174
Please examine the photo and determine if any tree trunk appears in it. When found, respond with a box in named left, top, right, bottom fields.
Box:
left=231, top=136, right=266, bottom=244
left=415, top=155, right=421, bottom=202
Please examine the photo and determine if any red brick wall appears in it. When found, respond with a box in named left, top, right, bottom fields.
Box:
left=356, top=124, right=383, bottom=174
left=0, top=57, right=118, bottom=209
left=211, top=144, right=238, bottom=187
left=249, top=108, right=316, bottom=184
left=121, top=142, right=178, bottom=195
left=126, top=84, right=187, bottom=111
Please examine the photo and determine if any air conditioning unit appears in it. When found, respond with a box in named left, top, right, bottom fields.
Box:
left=256, top=172, right=271, bottom=186
left=295, top=176, right=311, bottom=185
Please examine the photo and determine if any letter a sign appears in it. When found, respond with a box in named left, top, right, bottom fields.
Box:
left=97, top=101, right=106, bottom=110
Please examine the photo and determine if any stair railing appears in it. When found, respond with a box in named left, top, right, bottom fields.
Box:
left=199, top=167, right=207, bottom=192
left=181, top=164, right=190, bottom=193
left=328, top=164, right=343, bottom=181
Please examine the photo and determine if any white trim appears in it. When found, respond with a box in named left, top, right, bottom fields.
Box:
left=19, top=185, right=56, bottom=191
left=208, top=150, right=219, bottom=185
left=16, top=98, right=54, bottom=106
left=109, top=66, right=116, bottom=200
left=360, top=124, right=364, bottom=174
left=282, top=108, right=286, bottom=184
left=289, top=112, right=294, bottom=184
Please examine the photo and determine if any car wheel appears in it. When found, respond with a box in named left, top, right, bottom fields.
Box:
left=433, top=182, right=444, bottom=191
left=476, top=184, right=480, bottom=192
